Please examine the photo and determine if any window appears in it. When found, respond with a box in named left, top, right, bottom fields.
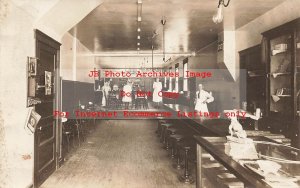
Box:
left=164, top=69, right=167, bottom=88
left=169, top=67, right=172, bottom=91
left=175, top=63, right=179, bottom=92
left=183, top=58, right=188, bottom=91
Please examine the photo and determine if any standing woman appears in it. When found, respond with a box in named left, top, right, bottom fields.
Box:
left=122, top=80, right=132, bottom=109
left=102, top=81, right=111, bottom=107
left=153, top=78, right=162, bottom=108
left=195, top=84, right=214, bottom=113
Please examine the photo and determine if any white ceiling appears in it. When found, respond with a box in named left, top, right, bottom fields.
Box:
left=69, top=0, right=285, bottom=68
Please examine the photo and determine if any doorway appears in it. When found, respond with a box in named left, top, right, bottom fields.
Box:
left=34, top=30, right=61, bottom=187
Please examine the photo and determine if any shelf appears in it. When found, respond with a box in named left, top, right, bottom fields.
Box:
left=272, top=49, right=288, bottom=56
left=271, top=94, right=291, bottom=102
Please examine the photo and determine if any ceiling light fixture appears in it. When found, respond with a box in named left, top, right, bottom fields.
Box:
left=150, top=30, right=158, bottom=70
left=212, top=0, right=230, bottom=24
left=137, top=0, right=143, bottom=53
left=161, top=16, right=167, bottom=62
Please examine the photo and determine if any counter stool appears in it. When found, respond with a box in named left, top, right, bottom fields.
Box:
left=156, top=120, right=167, bottom=136
left=178, top=142, right=194, bottom=184
left=165, top=127, right=177, bottom=150
left=172, top=135, right=184, bottom=169
left=62, top=118, right=74, bottom=153
left=169, top=134, right=183, bottom=159
left=160, top=123, right=173, bottom=143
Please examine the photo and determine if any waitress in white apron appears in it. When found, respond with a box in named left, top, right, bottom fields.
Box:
left=102, top=81, right=111, bottom=107
left=195, top=84, right=214, bottom=113
left=122, top=80, right=132, bottom=109
left=152, top=78, right=162, bottom=108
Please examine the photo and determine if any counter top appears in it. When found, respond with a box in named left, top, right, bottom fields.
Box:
left=163, top=104, right=289, bottom=143
left=194, top=136, right=300, bottom=188
left=163, top=104, right=231, bottom=136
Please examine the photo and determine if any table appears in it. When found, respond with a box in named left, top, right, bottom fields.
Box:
left=194, top=136, right=300, bottom=188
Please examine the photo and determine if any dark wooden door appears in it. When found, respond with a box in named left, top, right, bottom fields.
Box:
left=34, top=30, right=60, bottom=187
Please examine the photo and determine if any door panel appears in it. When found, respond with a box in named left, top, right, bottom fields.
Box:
left=34, top=30, right=60, bottom=187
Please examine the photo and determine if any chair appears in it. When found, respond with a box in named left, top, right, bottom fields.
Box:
left=72, top=106, right=86, bottom=146
left=62, top=118, right=75, bottom=154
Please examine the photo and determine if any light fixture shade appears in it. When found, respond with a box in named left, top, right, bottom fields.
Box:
left=212, top=6, right=223, bottom=24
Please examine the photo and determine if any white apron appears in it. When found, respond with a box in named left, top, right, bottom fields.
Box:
left=153, top=81, right=162, bottom=102
left=102, top=85, right=111, bottom=106
left=195, top=90, right=214, bottom=112
left=122, top=84, right=132, bottom=102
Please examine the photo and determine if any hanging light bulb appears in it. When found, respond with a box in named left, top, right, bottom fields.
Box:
left=161, top=16, right=166, bottom=62
left=212, top=0, right=230, bottom=24
left=212, top=5, right=223, bottom=24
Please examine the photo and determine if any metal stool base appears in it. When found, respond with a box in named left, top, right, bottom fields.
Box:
left=178, top=175, right=194, bottom=184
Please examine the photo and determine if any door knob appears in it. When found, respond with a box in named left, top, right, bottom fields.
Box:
left=36, top=84, right=46, bottom=90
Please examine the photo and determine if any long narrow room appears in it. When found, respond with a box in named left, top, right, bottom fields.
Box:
left=1, top=0, right=300, bottom=188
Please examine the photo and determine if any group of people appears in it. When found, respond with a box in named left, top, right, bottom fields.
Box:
left=97, top=80, right=132, bottom=109
left=96, top=78, right=215, bottom=113
left=96, top=79, right=163, bottom=110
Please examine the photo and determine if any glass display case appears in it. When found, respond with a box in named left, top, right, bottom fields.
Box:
left=195, top=136, right=300, bottom=188
left=269, top=34, right=292, bottom=117
left=262, top=18, right=300, bottom=143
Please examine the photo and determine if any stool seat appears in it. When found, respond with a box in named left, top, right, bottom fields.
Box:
left=183, top=146, right=191, bottom=150
left=170, top=134, right=183, bottom=140
left=161, top=123, right=173, bottom=127
left=167, top=128, right=177, bottom=132
left=178, top=142, right=191, bottom=149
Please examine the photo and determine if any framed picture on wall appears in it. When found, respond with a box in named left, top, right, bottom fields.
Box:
left=25, top=107, right=41, bottom=133
left=27, top=57, right=38, bottom=76
left=26, top=56, right=42, bottom=107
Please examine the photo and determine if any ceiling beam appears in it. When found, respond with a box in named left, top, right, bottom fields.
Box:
left=79, top=52, right=195, bottom=57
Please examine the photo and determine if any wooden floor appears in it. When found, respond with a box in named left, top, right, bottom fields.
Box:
left=41, top=120, right=195, bottom=188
